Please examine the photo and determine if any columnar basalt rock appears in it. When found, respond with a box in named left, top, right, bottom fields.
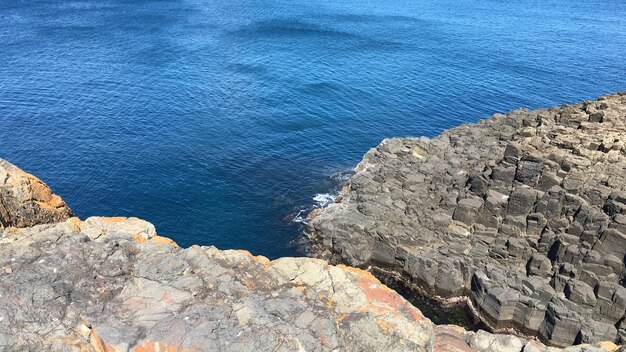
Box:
left=0, top=158, right=73, bottom=228
left=307, top=93, right=626, bottom=347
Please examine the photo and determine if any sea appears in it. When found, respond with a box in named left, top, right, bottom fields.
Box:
left=1, top=0, right=625, bottom=258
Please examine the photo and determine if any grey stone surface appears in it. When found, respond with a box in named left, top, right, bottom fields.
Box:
left=307, top=93, right=626, bottom=347
left=0, top=217, right=621, bottom=352
left=0, top=217, right=437, bottom=352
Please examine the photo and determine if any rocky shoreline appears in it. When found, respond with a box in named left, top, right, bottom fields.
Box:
left=306, top=92, right=626, bottom=347
left=1, top=209, right=621, bottom=352
left=1, top=92, right=626, bottom=351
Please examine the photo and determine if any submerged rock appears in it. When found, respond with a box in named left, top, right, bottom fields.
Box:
left=307, top=93, right=626, bottom=347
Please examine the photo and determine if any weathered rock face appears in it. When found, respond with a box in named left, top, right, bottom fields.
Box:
left=0, top=216, right=440, bottom=351
left=0, top=217, right=621, bottom=352
left=1, top=115, right=624, bottom=352
left=0, top=158, right=73, bottom=228
left=307, top=93, right=626, bottom=347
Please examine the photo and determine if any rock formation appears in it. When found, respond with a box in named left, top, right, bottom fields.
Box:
left=307, top=93, right=626, bottom=347
left=0, top=217, right=429, bottom=351
left=0, top=217, right=621, bottom=352
left=0, top=158, right=73, bottom=228
left=1, top=96, right=625, bottom=352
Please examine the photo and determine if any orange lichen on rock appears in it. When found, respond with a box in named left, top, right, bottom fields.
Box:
left=337, top=264, right=426, bottom=323
left=132, top=233, right=178, bottom=247
left=318, top=293, right=335, bottom=309
left=1, top=158, right=74, bottom=228
left=150, top=235, right=178, bottom=246
left=67, top=216, right=82, bottom=231
left=433, top=326, right=473, bottom=352
left=96, top=217, right=127, bottom=225
left=597, top=341, right=620, bottom=351
left=376, top=318, right=394, bottom=335
left=336, top=313, right=349, bottom=322
left=232, top=249, right=271, bottom=268
left=22, top=170, right=66, bottom=209
left=78, top=323, right=199, bottom=352
left=307, top=208, right=324, bottom=221
left=87, top=328, right=119, bottom=352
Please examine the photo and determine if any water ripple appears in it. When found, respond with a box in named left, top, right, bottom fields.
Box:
left=0, top=0, right=625, bottom=258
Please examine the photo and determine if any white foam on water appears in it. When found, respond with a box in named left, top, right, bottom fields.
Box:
left=291, top=209, right=308, bottom=224
left=313, top=193, right=336, bottom=208
left=289, top=169, right=353, bottom=225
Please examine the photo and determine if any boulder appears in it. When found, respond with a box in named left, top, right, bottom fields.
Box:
left=0, top=158, right=73, bottom=228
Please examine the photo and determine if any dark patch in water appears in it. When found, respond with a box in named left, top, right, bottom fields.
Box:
left=236, top=19, right=364, bottom=38
left=322, top=13, right=427, bottom=24
left=228, top=62, right=269, bottom=76
left=231, top=18, right=401, bottom=49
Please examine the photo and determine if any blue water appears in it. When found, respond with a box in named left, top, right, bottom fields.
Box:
left=1, top=0, right=625, bottom=258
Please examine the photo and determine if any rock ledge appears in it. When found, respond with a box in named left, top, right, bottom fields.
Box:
left=307, top=93, right=626, bottom=347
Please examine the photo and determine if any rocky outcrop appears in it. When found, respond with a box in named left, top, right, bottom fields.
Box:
left=0, top=159, right=429, bottom=351
left=0, top=158, right=73, bottom=228
left=0, top=217, right=433, bottom=351
left=0, top=217, right=622, bottom=352
left=1, top=106, right=625, bottom=351
left=307, top=93, right=626, bottom=347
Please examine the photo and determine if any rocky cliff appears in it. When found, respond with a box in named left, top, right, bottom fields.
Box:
left=307, top=93, right=626, bottom=347
left=0, top=215, right=620, bottom=352
left=1, top=92, right=625, bottom=352
left=0, top=159, right=73, bottom=228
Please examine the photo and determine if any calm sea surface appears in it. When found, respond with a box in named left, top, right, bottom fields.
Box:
left=1, top=0, right=625, bottom=258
